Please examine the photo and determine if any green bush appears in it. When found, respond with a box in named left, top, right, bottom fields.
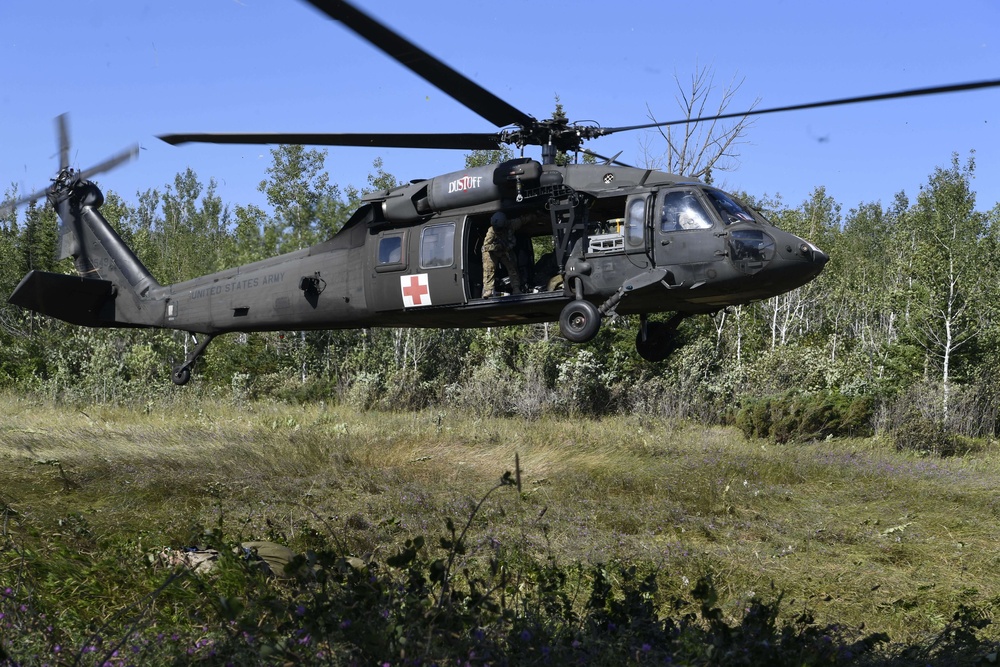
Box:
left=445, top=355, right=526, bottom=418
left=735, top=391, right=875, bottom=443
left=891, top=407, right=959, bottom=456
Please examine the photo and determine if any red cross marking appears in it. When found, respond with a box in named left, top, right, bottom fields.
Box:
left=401, top=274, right=430, bottom=307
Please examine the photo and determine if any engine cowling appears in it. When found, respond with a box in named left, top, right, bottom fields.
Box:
left=374, top=158, right=543, bottom=223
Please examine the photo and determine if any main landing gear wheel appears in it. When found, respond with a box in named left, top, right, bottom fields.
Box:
left=559, top=300, right=601, bottom=343
left=171, top=365, right=192, bottom=386
left=635, top=313, right=687, bottom=362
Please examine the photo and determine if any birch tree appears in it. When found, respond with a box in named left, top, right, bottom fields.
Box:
left=905, top=153, right=992, bottom=421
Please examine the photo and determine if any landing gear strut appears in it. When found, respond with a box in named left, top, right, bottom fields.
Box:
left=635, top=313, right=687, bottom=362
left=171, top=333, right=216, bottom=386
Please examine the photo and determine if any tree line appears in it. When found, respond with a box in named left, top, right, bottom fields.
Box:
left=2, top=145, right=998, bottom=448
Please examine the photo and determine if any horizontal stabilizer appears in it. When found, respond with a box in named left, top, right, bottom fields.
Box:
left=9, top=270, right=120, bottom=327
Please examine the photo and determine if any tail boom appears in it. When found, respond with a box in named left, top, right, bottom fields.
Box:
left=8, top=180, right=164, bottom=329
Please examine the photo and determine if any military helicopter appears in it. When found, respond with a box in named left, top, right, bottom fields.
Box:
left=4, top=1, right=999, bottom=385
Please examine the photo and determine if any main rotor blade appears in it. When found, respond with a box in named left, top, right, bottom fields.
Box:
left=604, top=78, right=1000, bottom=135
left=303, top=0, right=536, bottom=130
left=57, top=114, right=70, bottom=171
left=0, top=143, right=138, bottom=217
left=159, top=132, right=503, bottom=151
left=0, top=190, right=49, bottom=217
left=76, top=143, right=140, bottom=182
left=582, top=149, right=633, bottom=168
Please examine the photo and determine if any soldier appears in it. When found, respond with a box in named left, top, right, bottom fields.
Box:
left=482, top=211, right=523, bottom=297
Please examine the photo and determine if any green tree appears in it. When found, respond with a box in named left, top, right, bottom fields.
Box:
left=155, top=169, right=230, bottom=283
left=832, top=200, right=908, bottom=392
left=16, top=201, right=58, bottom=275
left=227, top=204, right=272, bottom=266
left=465, top=146, right=515, bottom=169
left=362, top=156, right=399, bottom=194
left=757, top=187, right=841, bottom=349
left=0, top=196, right=29, bottom=383
left=259, top=145, right=354, bottom=250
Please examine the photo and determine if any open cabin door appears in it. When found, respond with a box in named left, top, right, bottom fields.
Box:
left=370, top=220, right=464, bottom=312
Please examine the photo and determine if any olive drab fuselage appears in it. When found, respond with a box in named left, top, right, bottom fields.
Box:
left=10, top=157, right=827, bottom=383
left=151, top=159, right=827, bottom=334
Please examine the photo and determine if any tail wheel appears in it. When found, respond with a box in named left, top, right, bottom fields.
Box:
left=559, top=300, right=601, bottom=343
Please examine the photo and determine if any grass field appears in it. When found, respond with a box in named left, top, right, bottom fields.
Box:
left=2, top=393, right=999, bottom=664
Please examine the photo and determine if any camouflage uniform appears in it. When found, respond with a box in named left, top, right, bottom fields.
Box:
left=482, top=212, right=523, bottom=297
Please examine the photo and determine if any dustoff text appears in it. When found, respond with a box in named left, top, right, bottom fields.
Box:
left=448, top=175, right=482, bottom=193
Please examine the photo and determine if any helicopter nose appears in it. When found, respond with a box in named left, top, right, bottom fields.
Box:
left=772, top=237, right=829, bottom=287
left=808, top=243, right=829, bottom=267
left=789, top=238, right=828, bottom=267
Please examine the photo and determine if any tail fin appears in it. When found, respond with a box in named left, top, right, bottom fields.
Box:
left=55, top=181, right=160, bottom=296
left=9, top=181, right=163, bottom=329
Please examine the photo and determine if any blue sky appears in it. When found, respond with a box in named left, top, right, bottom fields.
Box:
left=2, top=1, right=999, bottom=219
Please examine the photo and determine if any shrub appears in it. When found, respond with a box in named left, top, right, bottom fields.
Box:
left=881, top=382, right=979, bottom=455
left=342, top=370, right=382, bottom=410
left=735, top=391, right=875, bottom=443
left=554, top=349, right=607, bottom=416
left=891, top=406, right=959, bottom=456
left=444, top=357, right=523, bottom=418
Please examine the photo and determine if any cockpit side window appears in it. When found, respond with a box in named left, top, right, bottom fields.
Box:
left=660, top=191, right=712, bottom=231
left=705, top=189, right=756, bottom=225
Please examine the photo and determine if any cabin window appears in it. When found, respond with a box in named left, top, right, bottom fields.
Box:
left=420, top=222, right=455, bottom=269
left=626, top=198, right=646, bottom=247
left=660, top=191, right=713, bottom=231
left=377, top=235, right=404, bottom=265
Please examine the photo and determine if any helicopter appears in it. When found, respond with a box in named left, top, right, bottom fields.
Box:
left=4, top=0, right=999, bottom=386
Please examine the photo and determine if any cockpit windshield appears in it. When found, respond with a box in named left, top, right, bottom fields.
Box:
left=704, top=189, right=757, bottom=225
